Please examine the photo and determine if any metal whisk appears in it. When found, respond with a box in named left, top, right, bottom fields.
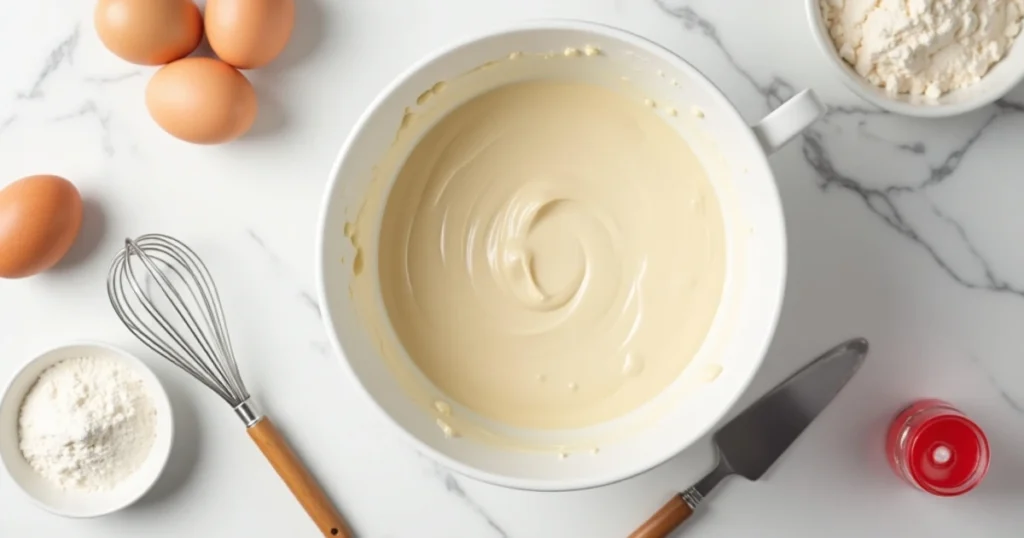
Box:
left=107, top=234, right=351, bottom=538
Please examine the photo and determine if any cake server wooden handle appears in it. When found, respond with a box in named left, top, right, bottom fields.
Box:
left=628, top=494, right=693, bottom=538
left=248, top=417, right=353, bottom=538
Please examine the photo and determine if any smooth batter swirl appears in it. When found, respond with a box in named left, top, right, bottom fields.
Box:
left=379, top=81, right=725, bottom=430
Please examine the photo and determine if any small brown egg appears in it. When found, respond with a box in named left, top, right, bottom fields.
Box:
left=204, top=0, right=295, bottom=69
left=146, top=58, right=258, bottom=144
left=0, top=175, right=83, bottom=279
left=94, top=0, right=203, bottom=66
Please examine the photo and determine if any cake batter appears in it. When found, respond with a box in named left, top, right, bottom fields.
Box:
left=377, top=80, right=725, bottom=430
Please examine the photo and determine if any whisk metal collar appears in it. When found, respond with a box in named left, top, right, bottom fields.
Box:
left=234, top=398, right=264, bottom=427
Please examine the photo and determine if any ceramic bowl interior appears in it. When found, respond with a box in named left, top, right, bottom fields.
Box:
left=805, top=0, right=1024, bottom=117
left=318, top=21, right=786, bottom=490
left=0, top=342, right=174, bottom=517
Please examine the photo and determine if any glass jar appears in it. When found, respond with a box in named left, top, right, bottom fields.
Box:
left=887, top=399, right=990, bottom=496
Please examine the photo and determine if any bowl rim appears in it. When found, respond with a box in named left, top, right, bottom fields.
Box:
left=315, top=18, right=785, bottom=491
left=804, top=0, right=1024, bottom=118
left=0, top=340, right=174, bottom=518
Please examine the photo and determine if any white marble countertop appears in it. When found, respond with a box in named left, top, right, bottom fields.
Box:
left=2, top=0, right=1023, bottom=536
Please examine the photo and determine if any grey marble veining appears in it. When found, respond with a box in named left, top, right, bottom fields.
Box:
left=434, top=465, right=509, bottom=538
left=658, top=0, right=1024, bottom=301
left=17, top=26, right=80, bottom=100
left=245, top=228, right=323, bottom=318
left=50, top=100, right=115, bottom=156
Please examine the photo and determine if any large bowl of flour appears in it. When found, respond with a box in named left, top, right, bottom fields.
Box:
left=808, top=0, right=1024, bottom=116
left=316, top=20, right=824, bottom=490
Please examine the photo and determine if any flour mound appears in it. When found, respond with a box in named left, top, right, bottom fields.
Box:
left=18, top=356, right=158, bottom=492
left=822, top=0, right=1024, bottom=98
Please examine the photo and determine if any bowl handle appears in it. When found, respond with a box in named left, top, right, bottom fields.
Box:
left=751, top=89, right=825, bottom=155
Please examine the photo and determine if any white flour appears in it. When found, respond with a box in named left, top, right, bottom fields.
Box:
left=18, top=356, right=157, bottom=492
left=821, top=0, right=1024, bottom=98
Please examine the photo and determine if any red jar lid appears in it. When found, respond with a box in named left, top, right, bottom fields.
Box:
left=904, top=411, right=990, bottom=496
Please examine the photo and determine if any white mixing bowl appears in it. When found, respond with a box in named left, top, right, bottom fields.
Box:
left=316, top=20, right=824, bottom=491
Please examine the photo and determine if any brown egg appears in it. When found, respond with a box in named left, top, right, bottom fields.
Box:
left=94, top=0, right=203, bottom=66
left=146, top=58, right=258, bottom=144
left=205, top=0, right=295, bottom=69
left=0, top=175, right=83, bottom=279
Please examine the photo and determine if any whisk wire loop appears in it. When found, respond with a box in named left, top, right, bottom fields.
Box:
left=131, top=242, right=234, bottom=393
left=110, top=262, right=219, bottom=394
left=107, top=234, right=250, bottom=406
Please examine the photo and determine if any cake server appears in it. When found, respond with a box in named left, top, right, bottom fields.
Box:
left=630, top=338, right=868, bottom=538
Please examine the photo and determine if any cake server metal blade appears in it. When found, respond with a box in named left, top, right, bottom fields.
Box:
left=629, top=337, right=868, bottom=538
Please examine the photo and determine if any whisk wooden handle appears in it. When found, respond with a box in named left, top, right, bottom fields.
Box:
left=248, top=418, right=353, bottom=538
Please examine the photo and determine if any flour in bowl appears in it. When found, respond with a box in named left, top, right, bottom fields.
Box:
left=18, top=356, right=158, bottom=492
left=821, top=0, right=1024, bottom=98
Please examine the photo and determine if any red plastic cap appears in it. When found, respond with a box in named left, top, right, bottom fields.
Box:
left=906, top=413, right=990, bottom=496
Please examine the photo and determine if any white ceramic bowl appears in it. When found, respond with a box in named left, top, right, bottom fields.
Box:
left=317, top=20, right=824, bottom=491
left=806, top=0, right=1024, bottom=117
left=0, top=342, right=174, bottom=517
